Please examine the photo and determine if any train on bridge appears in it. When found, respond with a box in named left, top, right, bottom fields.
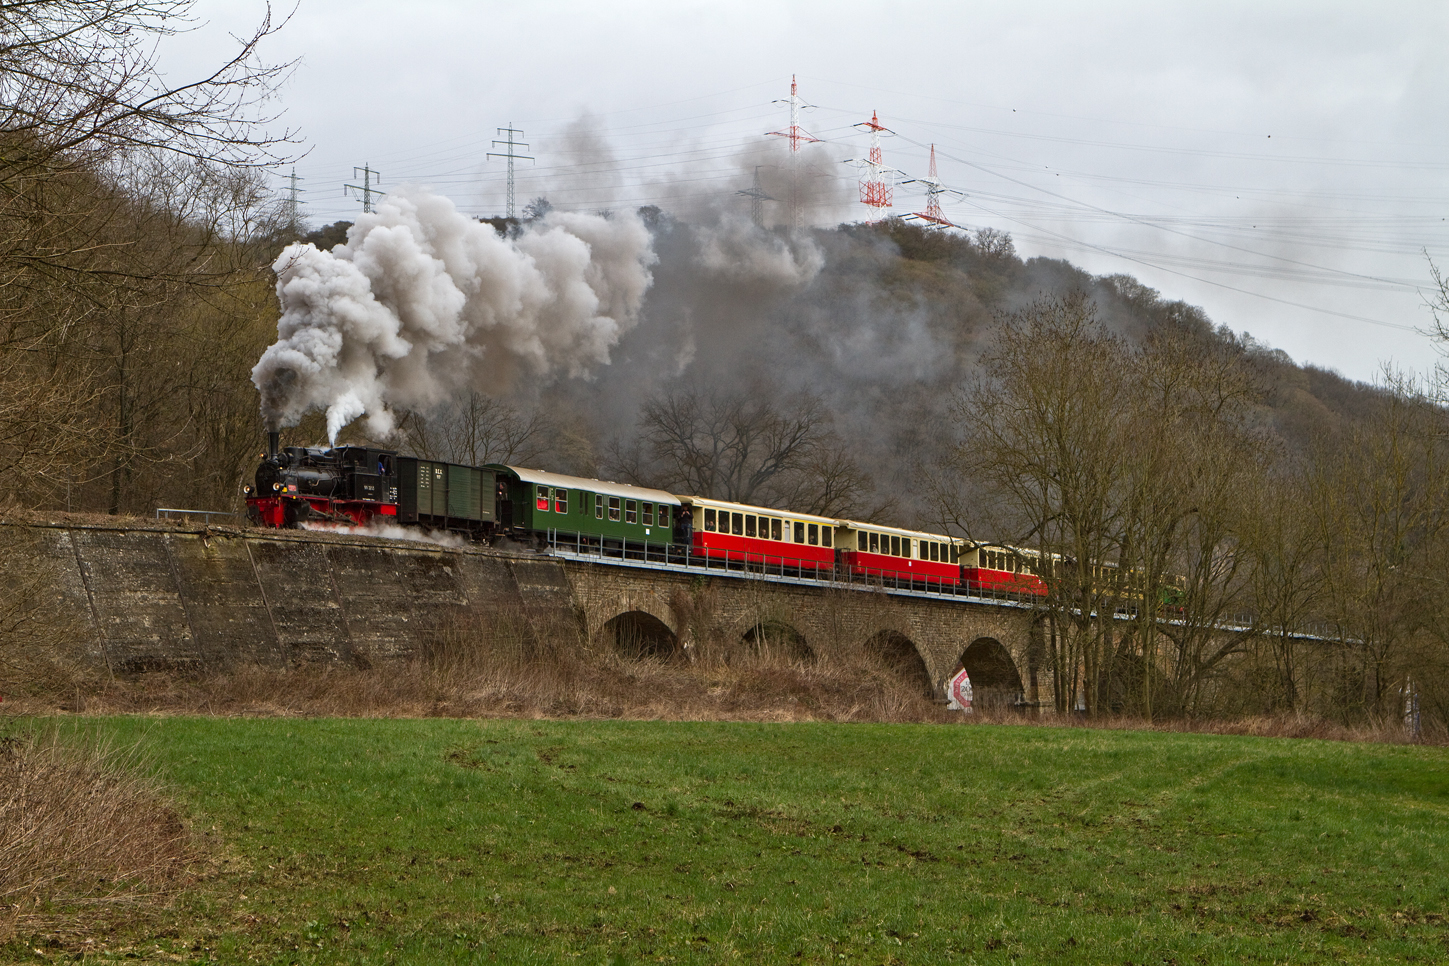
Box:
left=244, top=432, right=1075, bottom=598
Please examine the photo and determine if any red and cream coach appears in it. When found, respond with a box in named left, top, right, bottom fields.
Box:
left=682, top=496, right=839, bottom=573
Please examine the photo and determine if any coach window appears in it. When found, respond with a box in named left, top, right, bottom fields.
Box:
left=771, top=518, right=782, bottom=541
left=555, top=489, right=568, bottom=514
left=889, top=535, right=899, bottom=556
left=704, top=508, right=716, bottom=531
left=626, top=500, right=637, bottom=524
left=822, top=526, right=832, bottom=548
left=536, top=486, right=550, bottom=512
left=732, top=512, right=743, bottom=536
left=595, top=494, right=604, bottom=519
left=608, top=497, right=621, bottom=522
left=869, top=532, right=879, bottom=553
left=658, top=505, right=670, bottom=527
left=794, top=521, right=805, bottom=543
left=857, top=532, right=867, bottom=551
left=745, top=515, right=756, bottom=538
left=643, top=502, right=654, bottom=526
left=807, top=523, right=818, bottom=546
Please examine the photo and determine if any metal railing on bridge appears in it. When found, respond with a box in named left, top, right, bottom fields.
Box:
left=540, top=529, right=1045, bottom=608
left=539, top=530, right=1348, bottom=643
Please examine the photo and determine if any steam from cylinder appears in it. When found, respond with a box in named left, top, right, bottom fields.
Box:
left=251, top=186, right=656, bottom=443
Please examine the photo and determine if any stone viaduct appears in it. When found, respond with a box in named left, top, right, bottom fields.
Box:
left=2, top=520, right=1054, bottom=708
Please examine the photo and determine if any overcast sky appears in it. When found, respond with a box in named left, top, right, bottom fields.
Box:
left=170, top=0, right=1449, bottom=384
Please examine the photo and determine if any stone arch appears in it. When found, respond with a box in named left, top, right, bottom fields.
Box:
left=588, top=592, right=678, bottom=642
left=600, top=610, right=679, bottom=660
left=959, top=637, right=1025, bottom=710
left=865, top=629, right=933, bottom=696
left=741, top=620, right=813, bottom=664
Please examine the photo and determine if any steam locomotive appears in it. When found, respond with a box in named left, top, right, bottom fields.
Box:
left=244, top=435, right=1052, bottom=596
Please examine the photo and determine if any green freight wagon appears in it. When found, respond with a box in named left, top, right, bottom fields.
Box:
left=488, top=464, right=681, bottom=551
left=395, top=457, right=496, bottom=535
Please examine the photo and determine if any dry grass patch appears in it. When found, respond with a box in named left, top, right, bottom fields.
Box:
left=0, top=726, right=193, bottom=940
left=35, top=603, right=957, bottom=724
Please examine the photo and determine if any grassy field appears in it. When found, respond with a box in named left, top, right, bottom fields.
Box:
left=11, top=717, right=1449, bottom=964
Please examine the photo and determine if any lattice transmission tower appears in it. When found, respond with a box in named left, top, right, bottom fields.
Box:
left=736, top=165, right=774, bottom=228
left=344, top=164, right=382, bottom=214
left=283, top=167, right=305, bottom=234
left=488, top=123, right=533, bottom=219
left=903, top=144, right=962, bottom=229
left=767, top=75, right=820, bottom=230
left=855, top=111, right=895, bottom=223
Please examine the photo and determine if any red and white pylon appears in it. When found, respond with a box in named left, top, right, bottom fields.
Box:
left=905, top=144, right=957, bottom=229
left=856, top=111, right=895, bottom=223
left=767, top=75, right=821, bottom=230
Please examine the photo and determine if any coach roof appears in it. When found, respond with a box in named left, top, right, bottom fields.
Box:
left=489, top=465, right=681, bottom=505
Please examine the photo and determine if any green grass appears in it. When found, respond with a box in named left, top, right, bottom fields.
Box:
left=14, top=718, right=1449, bottom=964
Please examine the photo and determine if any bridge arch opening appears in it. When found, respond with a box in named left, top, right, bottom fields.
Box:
left=741, top=621, right=813, bottom=664
left=865, top=630, right=933, bottom=696
left=959, top=637, right=1024, bottom=710
left=601, top=610, right=679, bottom=661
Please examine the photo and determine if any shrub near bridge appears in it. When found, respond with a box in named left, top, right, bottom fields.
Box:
left=10, top=717, right=1447, bottom=964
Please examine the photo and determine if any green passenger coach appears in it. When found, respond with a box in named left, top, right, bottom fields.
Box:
left=488, top=465, right=682, bottom=550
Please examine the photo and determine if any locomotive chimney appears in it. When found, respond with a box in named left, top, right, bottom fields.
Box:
left=267, top=431, right=279, bottom=460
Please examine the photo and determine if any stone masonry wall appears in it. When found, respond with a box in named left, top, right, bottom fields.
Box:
left=1, top=521, right=1050, bottom=705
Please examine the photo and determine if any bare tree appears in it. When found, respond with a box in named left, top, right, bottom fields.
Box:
left=772, top=431, right=880, bottom=518
left=1241, top=467, right=1328, bottom=713
left=1116, top=325, right=1265, bottom=718
left=0, top=1, right=295, bottom=510
left=400, top=394, right=554, bottom=468
left=946, top=293, right=1133, bottom=714
left=1308, top=378, right=1449, bottom=723
left=0, top=1, right=293, bottom=170
left=637, top=386, right=828, bottom=505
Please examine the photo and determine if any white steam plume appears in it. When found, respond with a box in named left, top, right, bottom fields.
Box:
left=252, top=186, right=656, bottom=442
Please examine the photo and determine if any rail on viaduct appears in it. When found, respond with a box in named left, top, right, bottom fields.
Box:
left=1, top=521, right=1054, bottom=708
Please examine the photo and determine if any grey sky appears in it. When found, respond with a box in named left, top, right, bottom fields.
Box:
left=171, top=0, right=1449, bottom=384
